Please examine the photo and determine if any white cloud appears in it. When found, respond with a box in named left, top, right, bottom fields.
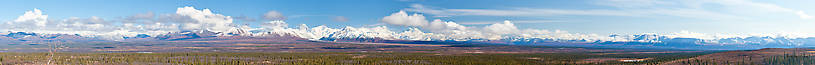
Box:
left=262, top=20, right=289, bottom=30
left=1, top=6, right=241, bottom=40
left=380, top=11, right=468, bottom=33
left=406, top=0, right=806, bottom=21
left=11, top=8, right=48, bottom=27
left=376, top=11, right=609, bottom=41
left=375, top=11, right=614, bottom=41
left=381, top=10, right=429, bottom=27
left=263, top=11, right=286, bottom=20
left=405, top=4, right=636, bottom=17
left=176, top=6, right=235, bottom=32
left=425, top=19, right=467, bottom=32
left=482, top=20, right=519, bottom=34
left=797, top=11, right=813, bottom=19
left=406, top=3, right=737, bottom=20
left=1, top=8, right=143, bottom=40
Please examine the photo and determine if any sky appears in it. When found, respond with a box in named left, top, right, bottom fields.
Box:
left=2, top=0, right=815, bottom=37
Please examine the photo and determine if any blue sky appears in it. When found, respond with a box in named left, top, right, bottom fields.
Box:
left=2, top=0, right=815, bottom=34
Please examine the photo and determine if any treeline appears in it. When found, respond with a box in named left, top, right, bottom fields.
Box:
left=671, top=48, right=814, bottom=65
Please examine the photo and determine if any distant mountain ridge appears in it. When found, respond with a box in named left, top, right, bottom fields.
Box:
left=2, top=27, right=815, bottom=50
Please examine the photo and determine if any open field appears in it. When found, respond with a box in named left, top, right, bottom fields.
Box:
left=0, top=41, right=726, bottom=65
left=662, top=48, right=815, bottom=65
left=0, top=52, right=716, bottom=65
left=6, top=41, right=814, bottom=65
left=0, top=40, right=705, bottom=54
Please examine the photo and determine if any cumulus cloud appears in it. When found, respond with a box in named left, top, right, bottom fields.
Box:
left=263, top=11, right=286, bottom=21
left=381, top=11, right=428, bottom=27
left=424, top=19, right=467, bottom=32
left=378, top=11, right=523, bottom=35
left=0, top=8, right=139, bottom=40
left=10, top=8, right=48, bottom=27
left=380, top=11, right=468, bottom=33
left=175, top=6, right=235, bottom=32
left=0, top=6, right=246, bottom=40
left=482, top=20, right=519, bottom=34
left=116, top=7, right=240, bottom=36
left=376, top=11, right=612, bottom=41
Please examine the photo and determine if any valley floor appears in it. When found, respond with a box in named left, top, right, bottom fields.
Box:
left=0, top=52, right=713, bottom=65
left=1, top=41, right=812, bottom=65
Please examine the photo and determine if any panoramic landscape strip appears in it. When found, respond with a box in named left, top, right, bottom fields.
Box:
left=1, top=0, right=815, bottom=65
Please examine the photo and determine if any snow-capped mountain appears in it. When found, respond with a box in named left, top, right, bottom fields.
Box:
left=3, top=21, right=815, bottom=50
left=4, top=25, right=815, bottom=50
left=4, top=6, right=815, bottom=50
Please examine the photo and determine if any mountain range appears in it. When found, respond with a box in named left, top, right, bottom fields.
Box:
left=2, top=26, right=815, bottom=50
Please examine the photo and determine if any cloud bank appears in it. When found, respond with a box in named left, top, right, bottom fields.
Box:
left=406, top=0, right=813, bottom=20
left=381, top=11, right=428, bottom=27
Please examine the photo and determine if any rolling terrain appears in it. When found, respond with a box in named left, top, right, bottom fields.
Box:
left=1, top=31, right=813, bottom=65
left=661, top=48, right=815, bottom=65
left=0, top=41, right=718, bottom=65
